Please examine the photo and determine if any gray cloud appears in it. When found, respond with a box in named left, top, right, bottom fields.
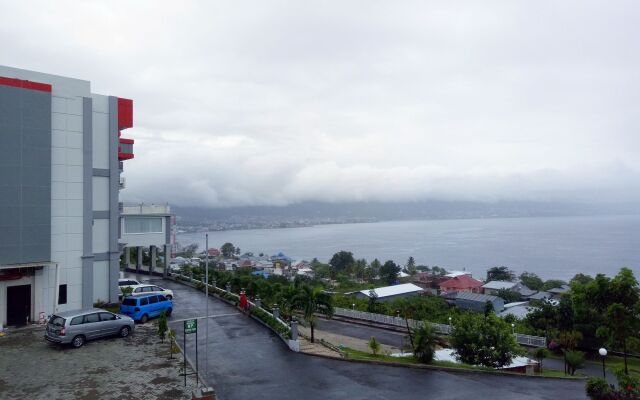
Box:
left=1, top=1, right=639, bottom=206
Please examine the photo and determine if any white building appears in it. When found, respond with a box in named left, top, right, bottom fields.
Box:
left=120, top=203, right=174, bottom=274
left=0, top=66, right=135, bottom=327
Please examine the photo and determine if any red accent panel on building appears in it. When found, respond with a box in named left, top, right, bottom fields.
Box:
left=119, top=138, right=134, bottom=145
left=118, top=152, right=135, bottom=160
left=0, top=76, right=52, bottom=92
left=117, top=98, right=133, bottom=129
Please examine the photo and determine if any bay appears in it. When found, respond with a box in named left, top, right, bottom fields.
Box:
left=177, top=214, right=640, bottom=281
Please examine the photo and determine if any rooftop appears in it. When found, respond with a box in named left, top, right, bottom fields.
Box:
left=482, top=280, right=518, bottom=290
left=439, top=275, right=483, bottom=289
left=359, top=283, right=424, bottom=299
left=454, top=291, right=500, bottom=303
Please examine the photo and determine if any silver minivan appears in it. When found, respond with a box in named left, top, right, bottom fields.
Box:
left=44, top=308, right=135, bottom=348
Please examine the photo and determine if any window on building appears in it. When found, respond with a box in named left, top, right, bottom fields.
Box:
left=124, top=217, right=163, bottom=234
left=58, top=284, right=67, bottom=305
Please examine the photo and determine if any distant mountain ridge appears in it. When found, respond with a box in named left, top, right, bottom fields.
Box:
left=173, top=200, right=638, bottom=225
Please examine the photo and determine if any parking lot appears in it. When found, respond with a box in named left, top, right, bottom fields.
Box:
left=0, top=323, right=197, bottom=399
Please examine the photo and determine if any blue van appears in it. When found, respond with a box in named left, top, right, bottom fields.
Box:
left=120, top=294, right=173, bottom=323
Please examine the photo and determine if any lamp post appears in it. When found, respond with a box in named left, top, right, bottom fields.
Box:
left=599, top=348, right=607, bottom=378
left=352, top=303, right=355, bottom=310
left=511, top=323, right=515, bottom=335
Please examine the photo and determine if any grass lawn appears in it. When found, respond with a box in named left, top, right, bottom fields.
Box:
left=342, top=347, right=584, bottom=378
left=586, top=354, right=640, bottom=378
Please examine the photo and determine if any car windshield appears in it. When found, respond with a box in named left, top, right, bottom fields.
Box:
left=122, top=298, right=137, bottom=306
left=48, top=315, right=65, bottom=327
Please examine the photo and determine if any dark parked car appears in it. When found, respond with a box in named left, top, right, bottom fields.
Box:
left=44, top=308, right=135, bottom=348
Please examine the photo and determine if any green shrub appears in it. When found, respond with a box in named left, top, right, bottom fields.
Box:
left=565, top=350, right=585, bottom=376
left=369, top=337, right=381, bottom=356
left=585, top=377, right=610, bottom=399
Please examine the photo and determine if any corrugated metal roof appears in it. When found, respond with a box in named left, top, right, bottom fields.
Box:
left=455, top=291, right=499, bottom=302
left=482, top=280, right=517, bottom=290
left=359, top=283, right=424, bottom=298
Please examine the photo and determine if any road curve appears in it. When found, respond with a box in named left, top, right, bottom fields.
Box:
left=146, top=278, right=587, bottom=400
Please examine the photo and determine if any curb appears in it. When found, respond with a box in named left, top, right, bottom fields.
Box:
left=298, top=349, right=588, bottom=380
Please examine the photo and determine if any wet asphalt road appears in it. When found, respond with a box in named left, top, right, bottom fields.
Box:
left=315, top=318, right=409, bottom=349
left=143, top=277, right=587, bottom=400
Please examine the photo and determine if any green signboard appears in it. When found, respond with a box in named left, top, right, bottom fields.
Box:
left=184, top=319, right=197, bottom=334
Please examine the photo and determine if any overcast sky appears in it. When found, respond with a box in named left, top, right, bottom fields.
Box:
left=2, top=1, right=639, bottom=207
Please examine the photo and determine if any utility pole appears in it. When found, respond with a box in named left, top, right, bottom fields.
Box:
left=205, top=233, right=209, bottom=384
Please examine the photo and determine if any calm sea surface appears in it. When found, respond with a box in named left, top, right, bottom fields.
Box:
left=177, top=214, right=640, bottom=281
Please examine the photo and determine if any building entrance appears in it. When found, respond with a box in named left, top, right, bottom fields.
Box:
left=7, top=285, right=31, bottom=326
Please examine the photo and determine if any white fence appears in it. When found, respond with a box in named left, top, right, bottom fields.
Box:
left=334, top=307, right=545, bottom=347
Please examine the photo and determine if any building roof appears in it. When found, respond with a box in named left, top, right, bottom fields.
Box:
left=482, top=280, right=518, bottom=290
left=499, top=305, right=538, bottom=319
left=359, top=283, right=424, bottom=299
left=528, top=291, right=552, bottom=300
left=455, top=291, right=500, bottom=303
left=515, top=285, right=537, bottom=297
left=445, top=270, right=472, bottom=278
left=439, top=275, right=483, bottom=290
left=547, top=285, right=570, bottom=294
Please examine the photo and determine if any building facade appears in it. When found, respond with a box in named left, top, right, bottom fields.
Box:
left=120, top=203, right=174, bottom=274
left=0, top=66, right=134, bottom=327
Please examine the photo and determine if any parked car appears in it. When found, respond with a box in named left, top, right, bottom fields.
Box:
left=118, top=278, right=142, bottom=300
left=120, top=294, right=173, bottom=323
left=129, top=284, right=174, bottom=300
left=119, top=278, right=141, bottom=288
left=44, top=308, right=134, bottom=348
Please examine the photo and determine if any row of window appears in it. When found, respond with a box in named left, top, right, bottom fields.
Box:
left=70, top=312, right=116, bottom=325
left=123, top=217, right=163, bottom=234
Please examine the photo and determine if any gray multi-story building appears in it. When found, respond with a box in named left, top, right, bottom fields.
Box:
left=0, top=66, right=135, bottom=327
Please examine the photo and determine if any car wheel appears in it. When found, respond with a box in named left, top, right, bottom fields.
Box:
left=119, top=326, right=131, bottom=338
left=71, top=335, right=86, bottom=348
left=166, top=295, right=172, bottom=300
left=166, top=308, right=172, bottom=317
left=140, top=314, right=149, bottom=324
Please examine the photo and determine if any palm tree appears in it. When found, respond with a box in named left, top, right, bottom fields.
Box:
left=292, top=285, right=334, bottom=343
left=412, top=322, right=438, bottom=363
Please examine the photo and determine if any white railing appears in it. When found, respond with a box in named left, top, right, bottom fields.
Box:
left=122, top=203, right=171, bottom=215
left=334, top=307, right=545, bottom=347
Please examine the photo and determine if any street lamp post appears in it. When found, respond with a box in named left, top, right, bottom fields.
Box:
left=352, top=303, right=355, bottom=310
left=599, top=348, right=607, bottom=378
left=511, top=323, right=515, bottom=335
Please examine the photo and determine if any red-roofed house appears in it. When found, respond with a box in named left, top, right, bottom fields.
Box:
left=439, top=275, right=484, bottom=294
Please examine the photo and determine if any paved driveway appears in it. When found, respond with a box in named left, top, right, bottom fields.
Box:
left=146, top=277, right=587, bottom=400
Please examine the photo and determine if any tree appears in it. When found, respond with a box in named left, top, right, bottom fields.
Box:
left=496, top=288, right=521, bottom=304
left=157, top=310, right=168, bottom=343
left=570, top=273, right=593, bottom=286
left=370, top=259, right=382, bottom=278
left=292, top=285, right=334, bottom=343
left=558, top=330, right=583, bottom=374
left=353, top=259, right=367, bottom=280
left=235, top=247, right=241, bottom=256
left=182, top=243, right=199, bottom=257
left=329, top=251, right=355, bottom=274
left=412, top=323, right=437, bottom=363
left=484, top=301, right=495, bottom=317
left=367, top=289, right=379, bottom=313
left=542, top=279, right=567, bottom=291
left=598, top=302, right=638, bottom=375
left=450, top=312, right=521, bottom=368
left=406, top=257, right=417, bottom=276
left=380, top=260, right=400, bottom=285
left=533, top=348, right=549, bottom=373
left=565, top=350, right=584, bottom=376
left=368, top=336, right=381, bottom=356
left=221, top=242, right=235, bottom=258
left=486, top=266, right=515, bottom=282
left=519, top=272, right=544, bottom=291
